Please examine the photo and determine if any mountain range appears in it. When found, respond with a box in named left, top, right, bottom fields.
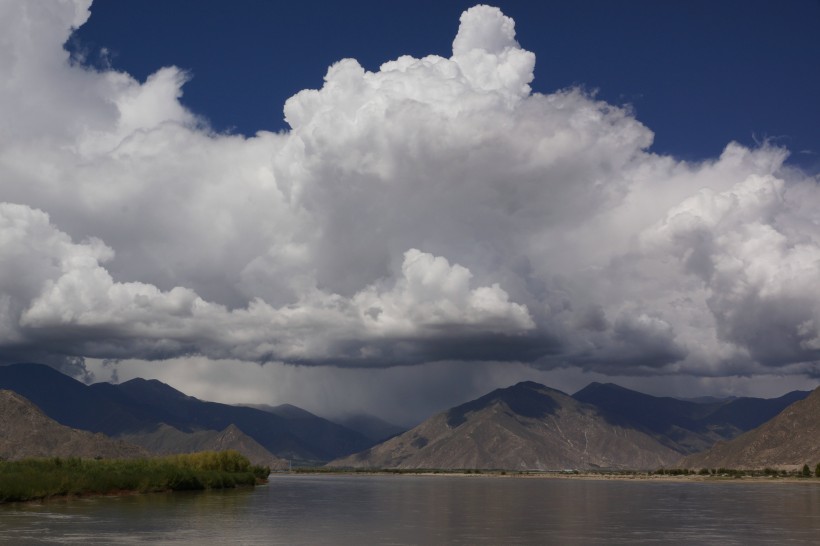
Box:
left=331, top=381, right=811, bottom=470
left=573, top=382, right=808, bottom=454
left=0, top=363, right=814, bottom=470
left=0, top=363, right=375, bottom=465
left=679, top=386, right=820, bottom=469
left=329, top=382, right=680, bottom=470
left=0, top=389, right=147, bottom=460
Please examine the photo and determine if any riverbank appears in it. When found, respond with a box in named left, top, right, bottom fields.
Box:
left=0, top=451, right=270, bottom=504
left=287, top=467, right=820, bottom=484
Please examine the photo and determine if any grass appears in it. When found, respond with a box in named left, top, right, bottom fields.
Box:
left=0, top=451, right=270, bottom=503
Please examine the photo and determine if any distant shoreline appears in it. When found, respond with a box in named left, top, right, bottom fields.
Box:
left=282, top=468, right=820, bottom=484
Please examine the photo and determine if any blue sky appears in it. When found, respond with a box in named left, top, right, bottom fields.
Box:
left=2, top=1, right=819, bottom=422
left=72, top=0, right=819, bottom=170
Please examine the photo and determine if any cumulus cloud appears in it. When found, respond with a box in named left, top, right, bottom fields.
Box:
left=640, top=172, right=820, bottom=369
left=1, top=0, right=819, bottom=391
left=4, top=207, right=532, bottom=365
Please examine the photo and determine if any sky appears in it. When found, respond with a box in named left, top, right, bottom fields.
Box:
left=1, top=0, right=819, bottom=425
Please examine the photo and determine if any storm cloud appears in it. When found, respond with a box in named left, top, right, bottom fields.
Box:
left=1, top=1, right=819, bottom=392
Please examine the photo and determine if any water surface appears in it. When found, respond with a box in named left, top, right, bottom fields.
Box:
left=1, top=474, right=819, bottom=544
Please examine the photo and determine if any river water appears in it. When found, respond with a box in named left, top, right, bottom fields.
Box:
left=1, top=474, right=819, bottom=544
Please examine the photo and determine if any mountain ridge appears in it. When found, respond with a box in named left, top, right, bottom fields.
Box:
left=679, top=386, right=820, bottom=469
left=2, top=363, right=814, bottom=470
left=572, top=382, right=809, bottom=454
left=118, top=423, right=288, bottom=469
left=0, top=363, right=372, bottom=462
left=0, top=389, right=148, bottom=460
left=329, top=381, right=681, bottom=470
left=330, top=380, right=814, bottom=470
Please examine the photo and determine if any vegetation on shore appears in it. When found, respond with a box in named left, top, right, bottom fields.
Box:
left=293, top=467, right=506, bottom=475
left=0, top=451, right=270, bottom=503
left=289, top=464, right=820, bottom=479
left=651, top=464, right=820, bottom=479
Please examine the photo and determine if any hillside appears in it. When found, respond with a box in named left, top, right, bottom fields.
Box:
left=573, top=382, right=809, bottom=453
left=329, top=382, right=680, bottom=470
left=107, top=377, right=371, bottom=461
left=0, top=390, right=147, bottom=460
left=679, top=387, right=820, bottom=469
left=0, top=363, right=372, bottom=462
left=4, top=362, right=811, bottom=470
left=118, top=423, right=288, bottom=470
left=0, top=363, right=146, bottom=435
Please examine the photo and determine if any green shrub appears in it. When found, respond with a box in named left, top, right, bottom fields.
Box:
left=0, top=451, right=267, bottom=503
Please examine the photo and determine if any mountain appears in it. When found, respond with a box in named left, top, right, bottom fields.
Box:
left=119, top=423, right=288, bottom=469
left=678, top=395, right=738, bottom=404
left=0, top=363, right=146, bottom=435
left=331, top=414, right=406, bottom=443
left=241, top=403, right=319, bottom=420
left=329, top=381, right=680, bottom=470
left=0, top=363, right=373, bottom=462
left=572, top=382, right=809, bottom=454
left=263, top=403, right=319, bottom=420
left=247, top=403, right=407, bottom=449
left=679, top=387, right=820, bottom=469
left=0, top=390, right=147, bottom=460
left=106, top=378, right=372, bottom=461
left=247, top=404, right=406, bottom=443
left=702, top=390, right=810, bottom=431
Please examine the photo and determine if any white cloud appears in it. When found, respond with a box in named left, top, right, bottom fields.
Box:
left=353, top=249, right=533, bottom=336
left=1, top=1, right=819, bottom=394
left=6, top=211, right=532, bottom=364
left=640, top=172, right=820, bottom=368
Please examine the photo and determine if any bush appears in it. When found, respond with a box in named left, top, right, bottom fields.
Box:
left=0, top=451, right=267, bottom=503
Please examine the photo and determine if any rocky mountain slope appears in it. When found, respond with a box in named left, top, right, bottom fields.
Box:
left=573, top=382, right=808, bottom=454
left=4, top=362, right=812, bottom=470
left=679, top=387, right=820, bottom=469
left=0, top=363, right=372, bottom=463
left=0, top=390, right=147, bottom=460
left=96, top=377, right=369, bottom=461
left=119, top=423, right=288, bottom=469
left=329, top=382, right=680, bottom=470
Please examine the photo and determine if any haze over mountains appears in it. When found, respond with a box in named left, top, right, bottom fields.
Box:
left=0, top=363, right=814, bottom=470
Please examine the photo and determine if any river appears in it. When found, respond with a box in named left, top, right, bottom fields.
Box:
left=1, top=474, right=819, bottom=544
